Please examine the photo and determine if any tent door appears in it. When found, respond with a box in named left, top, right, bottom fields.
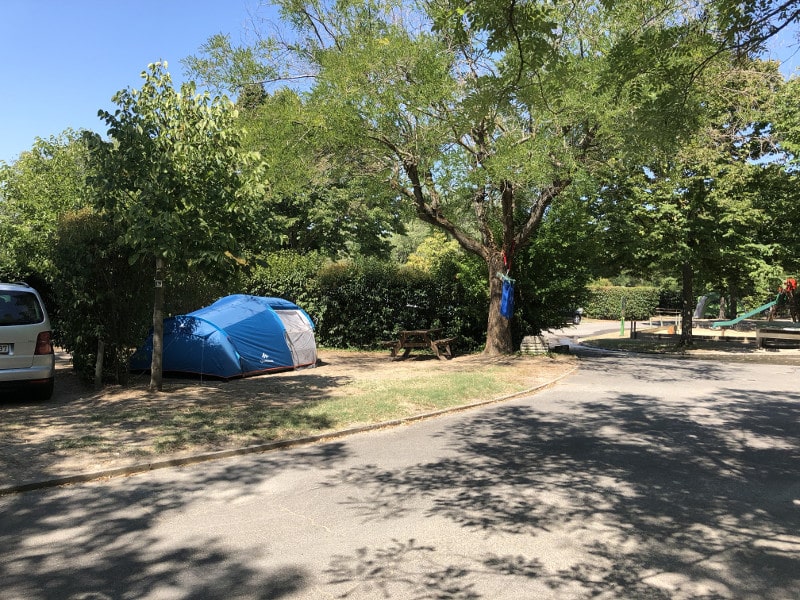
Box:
left=274, top=310, right=317, bottom=367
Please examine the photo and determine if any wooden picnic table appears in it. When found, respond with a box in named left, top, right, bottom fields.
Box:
left=382, top=328, right=456, bottom=360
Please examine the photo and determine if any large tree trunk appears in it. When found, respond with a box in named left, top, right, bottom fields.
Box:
left=729, top=282, right=739, bottom=319
left=484, top=252, right=513, bottom=355
left=94, top=339, right=105, bottom=389
left=150, top=256, right=165, bottom=392
left=679, top=260, right=694, bottom=347
left=717, top=295, right=727, bottom=320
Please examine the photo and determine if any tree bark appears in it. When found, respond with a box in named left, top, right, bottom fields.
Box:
left=679, top=260, right=694, bottom=347
left=484, top=252, right=513, bottom=354
left=717, top=295, right=726, bottom=320
left=399, top=159, right=573, bottom=356
left=729, top=282, right=739, bottom=319
left=94, top=339, right=105, bottom=390
left=150, top=256, right=165, bottom=392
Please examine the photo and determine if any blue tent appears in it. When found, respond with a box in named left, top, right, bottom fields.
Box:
left=130, top=295, right=317, bottom=379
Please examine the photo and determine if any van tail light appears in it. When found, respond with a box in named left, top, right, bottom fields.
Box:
left=35, top=331, right=54, bottom=355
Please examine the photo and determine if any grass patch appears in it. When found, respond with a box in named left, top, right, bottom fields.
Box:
left=305, top=370, right=513, bottom=425
left=150, top=406, right=335, bottom=454
left=148, top=371, right=516, bottom=451
left=51, top=435, right=107, bottom=451
left=4, top=352, right=575, bottom=469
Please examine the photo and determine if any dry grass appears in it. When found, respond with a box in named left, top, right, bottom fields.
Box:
left=0, top=349, right=576, bottom=486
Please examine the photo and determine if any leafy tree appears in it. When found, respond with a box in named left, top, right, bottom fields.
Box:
left=54, top=209, right=152, bottom=385
left=185, top=0, right=796, bottom=354
left=770, top=75, right=800, bottom=274
left=592, top=59, right=789, bottom=345
left=0, top=130, right=90, bottom=285
left=85, top=62, right=266, bottom=391
left=234, top=87, right=410, bottom=259
left=236, top=83, right=268, bottom=112
left=55, top=207, right=240, bottom=386
left=515, top=192, right=600, bottom=338
left=404, top=230, right=460, bottom=272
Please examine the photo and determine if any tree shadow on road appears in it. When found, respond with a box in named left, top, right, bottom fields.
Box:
left=324, top=376, right=800, bottom=598
left=0, top=441, right=352, bottom=600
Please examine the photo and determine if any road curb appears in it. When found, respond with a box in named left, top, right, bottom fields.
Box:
left=0, top=364, right=579, bottom=496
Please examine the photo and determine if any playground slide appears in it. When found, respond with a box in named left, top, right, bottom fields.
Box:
left=711, top=300, right=776, bottom=329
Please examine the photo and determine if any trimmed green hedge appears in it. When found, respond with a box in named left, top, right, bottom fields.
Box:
left=244, top=252, right=487, bottom=351
left=585, top=286, right=660, bottom=320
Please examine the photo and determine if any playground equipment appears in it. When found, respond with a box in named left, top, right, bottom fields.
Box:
left=712, top=277, right=798, bottom=329
left=712, top=300, right=777, bottom=328
left=768, top=277, right=798, bottom=322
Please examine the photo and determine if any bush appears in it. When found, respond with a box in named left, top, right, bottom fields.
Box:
left=54, top=209, right=152, bottom=383
left=244, top=250, right=325, bottom=316
left=585, top=285, right=660, bottom=320
left=243, top=252, right=487, bottom=351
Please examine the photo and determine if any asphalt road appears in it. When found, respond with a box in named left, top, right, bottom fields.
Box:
left=1, top=349, right=798, bottom=599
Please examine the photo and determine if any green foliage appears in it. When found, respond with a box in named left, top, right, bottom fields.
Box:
left=314, top=259, right=416, bottom=347
left=314, top=257, right=487, bottom=350
left=586, top=286, right=661, bottom=320
left=0, top=131, right=90, bottom=281
left=242, top=251, right=487, bottom=350
left=591, top=58, right=793, bottom=334
left=237, top=87, right=408, bottom=258
left=244, top=251, right=327, bottom=315
left=84, top=61, right=269, bottom=389
left=404, top=230, right=461, bottom=272
left=183, top=0, right=770, bottom=354
left=166, top=266, right=242, bottom=317
left=236, top=83, right=267, bottom=112
left=86, top=61, right=267, bottom=271
left=54, top=209, right=152, bottom=383
left=512, top=194, right=599, bottom=340
left=181, top=33, right=278, bottom=96
left=428, top=252, right=488, bottom=350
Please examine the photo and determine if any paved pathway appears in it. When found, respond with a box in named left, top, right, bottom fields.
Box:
left=1, top=350, right=798, bottom=599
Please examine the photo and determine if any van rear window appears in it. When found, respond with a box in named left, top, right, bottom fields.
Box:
left=0, top=292, right=44, bottom=325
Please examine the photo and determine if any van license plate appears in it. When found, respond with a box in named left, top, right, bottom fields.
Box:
left=0, top=344, right=9, bottom=354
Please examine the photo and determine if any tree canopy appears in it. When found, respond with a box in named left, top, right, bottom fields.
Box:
left=85, top=62, right=267, bottom=390
left=0, top=130, right=90, bottom=283
left=591, top=57, right=793, bottom=344
left=183, top=0, right=797, bottom=352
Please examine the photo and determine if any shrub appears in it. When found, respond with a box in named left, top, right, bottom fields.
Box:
left=54, top=209, right=152, bottom=383
left=243, top=252, right=487, bottom=351
left=585, top=285, right=660, bottom=320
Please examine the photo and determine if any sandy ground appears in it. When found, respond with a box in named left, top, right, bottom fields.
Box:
left=0, top=349, right=576, bottom=489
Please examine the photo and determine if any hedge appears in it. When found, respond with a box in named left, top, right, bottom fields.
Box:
left=585, top=286, right=660, bottom=320
left=243, top=252, right=488, bottom=351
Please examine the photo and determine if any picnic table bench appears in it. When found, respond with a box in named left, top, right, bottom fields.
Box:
left=756, top=327, right=800, bottom=348
left=382, top=328, right=456, bottom=360
left=649, top=308, right=683, bottom=327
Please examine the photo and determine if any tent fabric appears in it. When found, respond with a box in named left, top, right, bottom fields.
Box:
left=130, top=295, right=317, bottom=379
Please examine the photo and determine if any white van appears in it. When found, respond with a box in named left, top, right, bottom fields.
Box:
left=0, top=282, right=55, bottom=400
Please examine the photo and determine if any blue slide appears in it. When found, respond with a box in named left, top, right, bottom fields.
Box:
left=712, top=300, right=777, bottom=329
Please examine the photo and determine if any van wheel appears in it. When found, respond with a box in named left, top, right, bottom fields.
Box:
left=33, top=379, right=54, bottom=401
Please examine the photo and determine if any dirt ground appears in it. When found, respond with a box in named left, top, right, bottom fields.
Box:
left=0, top=349, right=577, bottom=490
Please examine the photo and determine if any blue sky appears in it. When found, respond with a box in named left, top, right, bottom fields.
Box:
left=1, top=2, right=798, bottom=165
left=0, top=0, right=273, bottom=164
